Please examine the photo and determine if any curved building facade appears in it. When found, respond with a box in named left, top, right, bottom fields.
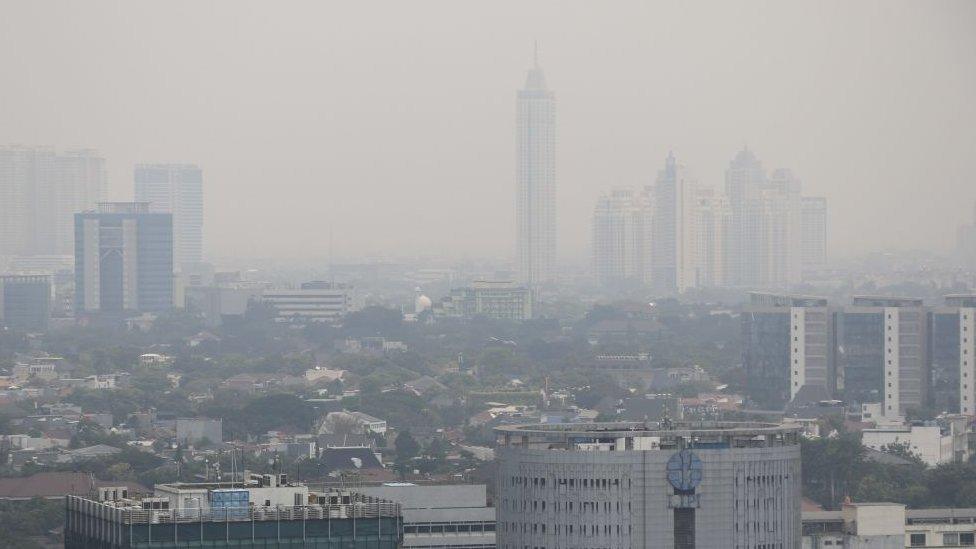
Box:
left=494, top=421, right=801, bottom=549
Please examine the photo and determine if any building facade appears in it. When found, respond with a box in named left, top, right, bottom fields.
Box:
left=74, top=203, right=174, bottom=315
left=592, top=187, right=652, bottom=288
left=262, top=281, right=357, bottom=324
left=134, top=164, right=203, bottom=270
left=516, top=55, right=556, bottom=287
left=437, top=280, right=532, bottom=321
left=840, top=297, right=929, bottom=418
left=803, top=504, right=976, bottom=549
left=0, top=146, right=106, bottom=257
left=494, top=421, right=802, bottom=549
left=742, top=292, right=836, bottom=409
left=0, top=274, right=51, bottom=331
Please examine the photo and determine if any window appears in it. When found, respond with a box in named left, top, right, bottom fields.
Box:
left=910, top=533, right=926, bottom=546
left=944, top=532, right=960, bottom=546
left=961, top=532, right=974, bottom=545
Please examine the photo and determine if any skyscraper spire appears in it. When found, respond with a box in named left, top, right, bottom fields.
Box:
left=533, top=40, right=538, bottom=68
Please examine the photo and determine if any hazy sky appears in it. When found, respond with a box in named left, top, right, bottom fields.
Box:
left=2, top=1, right=974, bottom=263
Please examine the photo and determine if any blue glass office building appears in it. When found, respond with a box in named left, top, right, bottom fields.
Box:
left=74, top=203, right=173, bottom=315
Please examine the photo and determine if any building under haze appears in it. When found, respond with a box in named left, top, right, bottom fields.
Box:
left=134, top=163, right=203, bottom=270
left=74, top=203, right=174, bottom=316
left=652, top=153, right=700, bottom=293
left=494, top=421, right=802, bottom=549
left=0, top=146, right=106, bottom=258
left=437, top=280, right=532, bottom=321
left=515, top=53, right=556, bottom=287
left=801, top=196, right=828, bottom=276
left=957, top=201, right=976, bottom=268
left=0, top=274, right=51, bottom=331
left=839, top=296, right=929, bottom=419
left=262, top=281, right=357, bottom=324
left=723, top=148, right=823, bottom=289
left=930, top=294, right=976, bottom=415
left=742, top=292, right=836, bottom=409
left=591, top=187, right=652, bottom=288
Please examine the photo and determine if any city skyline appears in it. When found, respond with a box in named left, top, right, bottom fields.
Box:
left=1, top=2, right=972, bottom=261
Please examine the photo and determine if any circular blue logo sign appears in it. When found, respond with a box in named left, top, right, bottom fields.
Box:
left=666, top=449, right=703, bottom=491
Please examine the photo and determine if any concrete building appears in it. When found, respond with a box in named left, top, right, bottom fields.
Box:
left=860, top=419, right=970, bottom=466
left=358, top=483, right=495, bottom=548
left=494, top=421, right=802, bottom=549
left=930, top=295, right=976, bottom=415
left=592, top=187, right=653, bottom=288
left=742, top=292, right=836, bottom=409
left=0, top=274, right=51, bottom=331
left=74, top=203, right=174, bottom=315
left=652, top=152, right=700, bottom=293
left=134, top=163, right=203, bottom=270
left=840, top=296, right=929, bottom=418
left=262, top=281, right=357, bottom=324
left=65, top=475, right=402, bottom=548
left=0, top=146, right=106, bottom=257
left=437, top=280, right=532, bottom=321
left=802, top=504, right=976, bottom=548
left=516, top=51, right=556, bottom=286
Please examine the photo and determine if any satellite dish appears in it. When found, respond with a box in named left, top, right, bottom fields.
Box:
left=351, top=457, right=362, bottom=469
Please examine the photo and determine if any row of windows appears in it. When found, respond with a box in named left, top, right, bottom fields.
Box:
left=500, top=522, right=631, bottom=538
left=502, top=498, right=630, bottom=514
left=910, top=531, right=975, bottom=546
left=403, top=522, right=495, bottom=534
left=510, top=476, right=626, bottom=490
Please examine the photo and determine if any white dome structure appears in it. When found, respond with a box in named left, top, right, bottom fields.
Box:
left=415, top=294, right=433, bottom=314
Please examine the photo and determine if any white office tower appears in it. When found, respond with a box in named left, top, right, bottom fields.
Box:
left=652, top=153, right=699, bottom=293
left=515, top=53, right=556, bottom=287
left=592, top=187, right=652, bottom=287
left=0, top=146, right=106, bottom=257
left=134, top=164, right=203, bottom=270
left=801, top=196, right=828, bottom=276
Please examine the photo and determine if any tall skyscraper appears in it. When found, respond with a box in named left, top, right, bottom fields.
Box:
left=724, top=148, right=767, bottom=288
left=694, top=188, right=728, bottom=287
left=74, top=203, right=173, bottom=315
left=723, top=149, right=819, bottom=289
left=0, top=146, right=106, bottom=257
left=652, top=153, right=699, bottom=293
left=516, top=51, right=556, bottom=286
left=592, top=187, right=652, bottom=287
left=801, top=196, right=828, bottom=275
left=134, top=164, right=203, bottom=269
